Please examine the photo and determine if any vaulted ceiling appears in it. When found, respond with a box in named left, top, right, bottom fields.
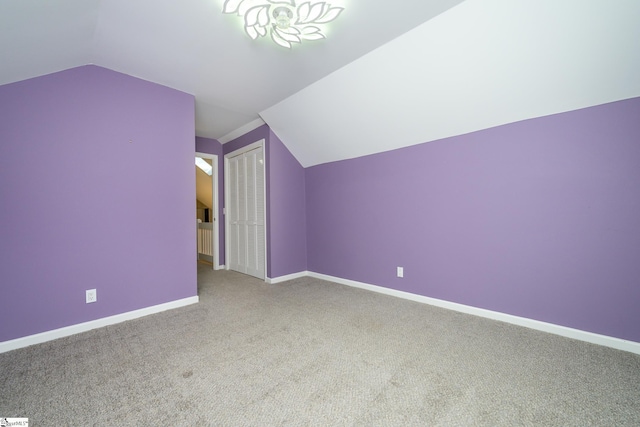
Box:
left=2, top=0, right=639, bottom=167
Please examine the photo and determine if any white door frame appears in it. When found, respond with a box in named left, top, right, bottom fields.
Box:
left=224, top=139, right=267, bottom=280
left=195, top=152, right=221, bottom=270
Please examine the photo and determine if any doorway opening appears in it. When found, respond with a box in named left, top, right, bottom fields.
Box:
left=195, top=153, right=220, bottom=270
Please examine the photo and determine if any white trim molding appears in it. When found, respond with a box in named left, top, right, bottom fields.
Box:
left=307, top=272, right=640, bottom=356
left=219, top=118, right=266, bottom=144
left=266, top=271, right=309, bottom=284
left=0, top=296, right=199, bottom=354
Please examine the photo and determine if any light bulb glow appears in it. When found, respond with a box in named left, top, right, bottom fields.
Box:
left=274, top=8, right=292, bottom=29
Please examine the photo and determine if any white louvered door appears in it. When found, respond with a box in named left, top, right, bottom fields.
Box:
left=226, top=145, right=265, bottom=280
left=227, top=156, right=241, bottom=273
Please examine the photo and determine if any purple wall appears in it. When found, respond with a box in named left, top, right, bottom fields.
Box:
left=0, top=66, right=197, bottom=342
left=268, top=129, right=307, bottom=277
left=306, top=98, right=640, bottom=342
left=195, top=136, right=225, bottom=267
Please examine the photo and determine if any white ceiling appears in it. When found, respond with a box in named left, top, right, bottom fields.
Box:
left=2, top=0, right=639, bottom=167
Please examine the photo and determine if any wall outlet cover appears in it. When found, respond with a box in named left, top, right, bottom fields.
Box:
left=86, top=289, right=97, bottom=304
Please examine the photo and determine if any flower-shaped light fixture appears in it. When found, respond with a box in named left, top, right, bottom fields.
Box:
left=223, top=0, right=345, bottom=49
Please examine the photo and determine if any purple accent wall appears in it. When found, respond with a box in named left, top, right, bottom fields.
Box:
left=306, top=98, right=640, bottom=342
left=268, top=129, right=307, bottom=277
left=195, top=136, right=225, bottom=267
left=0, top=66, right=197, bottom=342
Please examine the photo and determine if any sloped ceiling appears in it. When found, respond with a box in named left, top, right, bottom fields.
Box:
left=263, top=0, right=640, bottom=166
left=2, top=0, right=639, bottom=167
left=0, top=0, right=463, bottom=139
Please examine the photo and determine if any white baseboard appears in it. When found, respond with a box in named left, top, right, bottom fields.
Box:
left=215, top=264, right=226, bottom=270
left=266, top=270, right=309, bottom=284
left=307, top=271, right=640, bottom=355
left=6, top=273, right=637, bottom=356
left=0, top=296, right=199, bottom=354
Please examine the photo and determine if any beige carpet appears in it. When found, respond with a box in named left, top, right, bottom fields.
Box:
left=1, top=265, right=639, bottom=425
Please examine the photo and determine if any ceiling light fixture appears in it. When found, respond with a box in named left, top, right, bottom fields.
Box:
left=222, top=0, right=344, bottom=49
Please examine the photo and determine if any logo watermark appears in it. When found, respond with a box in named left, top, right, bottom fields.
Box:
left=0, top=418, right=29, bottom=427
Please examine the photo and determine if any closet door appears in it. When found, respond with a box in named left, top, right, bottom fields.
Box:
left=226, top=145, right=265, bottom=280
left=227, top=155, right=243, bottom=273
left=244, top=147, right=265, bottom=278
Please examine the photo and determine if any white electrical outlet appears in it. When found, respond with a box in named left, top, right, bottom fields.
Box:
left=86, top=289, right=97, bottom=304
left=397, top=267, right=404, bottom=278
